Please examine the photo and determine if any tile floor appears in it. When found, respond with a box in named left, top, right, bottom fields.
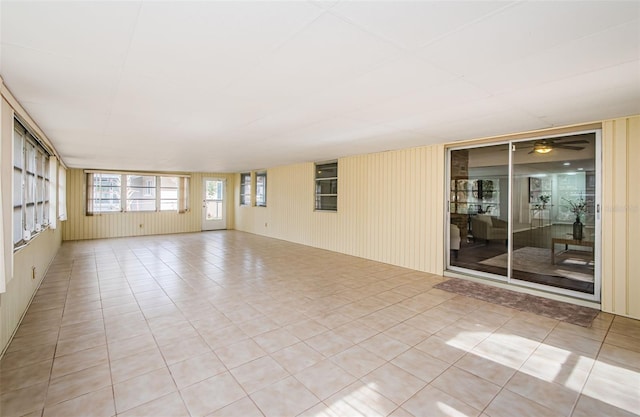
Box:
left=1, top=231, right=639, bottom=417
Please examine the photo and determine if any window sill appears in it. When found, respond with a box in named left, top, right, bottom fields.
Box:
left=13, top=226, right=51, bottom=253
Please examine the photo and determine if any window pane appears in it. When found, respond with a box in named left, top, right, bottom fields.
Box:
left=13, top=207, right=22, bottom=244
left=161, top=176, right=178, bottom=187
left=13, top=134, right=23, bottom=169
left=127, top=199, right=156, bottom=211
left=161, top=200, right=178, bottom=211
left=13, top=167, right=22, bottom=207
left=256, top=173, right=266, bottom=206
left=91, top=173, right=121, bottom=213
left=240, top=173, right=251, bottom=205
left=316, top=163, right=337, bottom=178
left=315, top=195, right=337, bottom=211
left=316, top=179, right=337, bottom=195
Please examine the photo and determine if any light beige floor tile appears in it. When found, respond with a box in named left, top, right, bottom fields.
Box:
left=58, top=319, right=105, bottom=341
left=180, top=372, right=246, bottom=417
left=598, top=343, right=640, bottom=371
left=519, top=343, right=594, bottom=389
left=113, top=367, right=176, bottom=413
left=298, top=402, right=340, bottom=417
left=402, top=385, right=481, bottom=417
left=42, top=386, right=114, bottom=417
left=151, top=322, right=200, bottom=346
left=431, top=366, right=501, bottom=411
left=572, top=394, right=639, bottom=417
left=388, top=407, right=416, bottom=417
left=107, top=332, right=157, bottom=361
left=390, top=348, right=450, bottom=383
left=505, top=371, right=579, bottom=415
left=230, top=355, right=289, bottom=394
left=333, top=321, right=379, bottom=344
left=157, top=334, right=211, bottom=365
left=215, top=338, right=267, bottom=369
left=45, top=363, right=111, bottom=407
left=8, top=232, right=640, bottom=417
left=205, top=396, right=264, bottom=417
left=0, top=359, right=53, bottom=392
left=0, top=381, right=48, bottom=417
left=305, top=331, right=354, bottom=357
left=361, top=363, right=427, bottom=405
left=543, top=330, right=603, bottom=358
left=295, top=359, right=357, bottom=400
left=55, top=331, right=107, bottom=357
left=414, top=335, right=466, bottom=364
left=383, top=322, right=431, bottom=346
left=169, top=352, right=226, bottom=389
left=253, top=328, right=300, bottom=353
left=199, top=323, right=250, bottom=350
left=582, top=360, right=640, bottom=414
left=250, top=376, right=320, bottom=417
left=51, top=345, right=108, bottom=379
left=272, top=342, right=325, bottom=374
left=484, top=389, right=562, bottom=417
left=284, top=319, right=329, bottom=341
left=117, top=392, right=189, bottom=417
left=454, top=352, right=516, bottom=387
left=324, top=380, right=397, bottom=417
left=330, top=345, right=386, bottom=378
left=604, top=331, right=640, bottom=353
left=110, top=347, right=166, bottom=383
left=0, top=343, right=56, bottom=371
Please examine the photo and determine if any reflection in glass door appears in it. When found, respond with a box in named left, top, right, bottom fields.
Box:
left=202, top=178, right=226, bottom=231
left=447, top=131, right=600, bottom=300
left=449, top=144, right=510, bottom=279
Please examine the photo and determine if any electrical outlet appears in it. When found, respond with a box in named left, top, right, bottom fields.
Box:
left=265, top=222, right=268, bottom=228
left=139, top=224, right=143, bottom=228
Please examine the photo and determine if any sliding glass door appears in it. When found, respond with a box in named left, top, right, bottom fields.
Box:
left=447, top=131, right=600, bottom=301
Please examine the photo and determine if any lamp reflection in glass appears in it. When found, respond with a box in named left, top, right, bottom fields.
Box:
left=534, top=144, right=552, bottom=154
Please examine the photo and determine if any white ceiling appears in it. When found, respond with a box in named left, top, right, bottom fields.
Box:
left=1, top=1, right=639, bottom=173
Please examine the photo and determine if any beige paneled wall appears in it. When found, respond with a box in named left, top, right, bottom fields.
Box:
left=234, top=145, right=446, bottom=275
left=1, top=228, right=61, bottom=355
left=602, top=116, right=640, bottom=319
left=62, top=170, right=235, bottom=241
left=1, top=86, right=63, bottom=355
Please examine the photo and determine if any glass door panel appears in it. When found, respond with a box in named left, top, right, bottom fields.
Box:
left=449, top=144, right=510, bottom=278
left=511, top=134, right=596, bottom=294
left=202, top=178, right=226, bottom=230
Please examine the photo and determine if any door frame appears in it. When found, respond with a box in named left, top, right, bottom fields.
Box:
left=202, top=177, right=227, bottom=231
left=445, top=129, right=602, bottom=302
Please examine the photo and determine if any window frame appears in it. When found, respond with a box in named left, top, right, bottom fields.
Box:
left=13, top=119, right=53, bottom=249
left=255, top=171, right=267, bottom=207
left=314, top=161, right=338, bottom=212
left=86, top=171, right=190, bottom=215
left=240, top=173, right=251, bottom=206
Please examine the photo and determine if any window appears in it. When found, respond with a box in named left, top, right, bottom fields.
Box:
left=88, top=173, right=122, bottom=213
left=240, top=173, right=251, bottom=206
left=127, top=175, right=156, bottom=211
left=86, top=171, right=189, bottom=215
left=160, top=176, right=179, bottom=211
left=256, top=172, right=267, bottom=207
left=13, top=119, right=52, bottom=247
left=315, top=162, right=337, bottom=211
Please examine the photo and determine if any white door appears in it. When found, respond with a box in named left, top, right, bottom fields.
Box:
left=202, top=178, right=226, bottom=230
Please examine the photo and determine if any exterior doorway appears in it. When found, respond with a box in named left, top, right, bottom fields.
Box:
left=202, top=178, right=226, bottom=231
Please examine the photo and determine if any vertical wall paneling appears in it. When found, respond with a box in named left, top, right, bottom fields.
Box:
left=1, top=90, right=63, bottom=356
left=601, top=116, right=638, bottom=318
left=627, top=117, right=640, bottom=318
left=233, top=145, right=446, bottom=276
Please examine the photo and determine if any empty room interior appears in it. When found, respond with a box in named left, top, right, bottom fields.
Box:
left=1, top=1, right=639, bottom=417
